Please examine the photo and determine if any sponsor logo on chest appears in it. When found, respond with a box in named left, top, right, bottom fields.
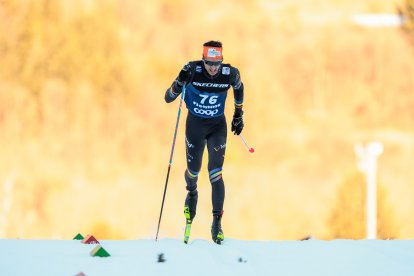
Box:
left=192, top=82, right=229, bottom=88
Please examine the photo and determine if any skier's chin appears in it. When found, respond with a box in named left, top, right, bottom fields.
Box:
left=207, top=69, right=219, bottom=76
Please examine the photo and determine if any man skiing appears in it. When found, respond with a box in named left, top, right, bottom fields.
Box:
left=164, top=40, right=244, bottom=244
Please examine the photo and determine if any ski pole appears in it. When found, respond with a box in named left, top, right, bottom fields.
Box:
left=239, top=134, right=254, bottom=153
left=156, top=85, right=187, bottom=242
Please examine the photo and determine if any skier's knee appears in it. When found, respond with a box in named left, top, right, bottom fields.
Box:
left=185, top=169, right=198, bottom=194
left=209, top=167, right=223, bottom=185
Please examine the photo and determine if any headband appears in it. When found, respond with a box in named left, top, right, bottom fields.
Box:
left=202, top=46, right=223, bottom=61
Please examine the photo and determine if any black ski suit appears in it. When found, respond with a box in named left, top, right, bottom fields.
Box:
left=165, top=60, right=244, bottom=216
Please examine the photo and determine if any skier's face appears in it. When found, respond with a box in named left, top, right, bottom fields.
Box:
left=203, top=60, right=221, bottom=76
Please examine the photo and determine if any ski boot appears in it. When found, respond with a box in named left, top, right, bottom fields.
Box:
left=183, top=192, right=198, bottom=244
left=211, top=213, right=224, bottom=244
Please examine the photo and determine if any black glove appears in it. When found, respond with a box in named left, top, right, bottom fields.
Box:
left=231, top=109, right=244, bottom=135
left=178, top=67, right=190, bottom=84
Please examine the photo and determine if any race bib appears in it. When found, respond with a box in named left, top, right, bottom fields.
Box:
left=184, top=84, right=227, bottom=118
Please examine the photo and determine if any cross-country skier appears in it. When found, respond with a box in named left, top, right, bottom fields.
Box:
left=164, top=40, right=244, bottom=244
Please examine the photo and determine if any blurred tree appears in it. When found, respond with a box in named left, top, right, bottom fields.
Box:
left=327, top=172, right=398, bottom=239
left=0, top=0, right=130, bottom=99
left=1, top=0, right=414, bottom=240
left=400, top=0, right=414, bottom=33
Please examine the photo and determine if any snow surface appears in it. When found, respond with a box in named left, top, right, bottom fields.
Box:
left=1, top=238, right=414, bottom=276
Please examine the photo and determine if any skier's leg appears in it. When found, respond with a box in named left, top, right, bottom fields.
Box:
left=183, top=114, right=207, bottom=243
left=206, top=121, right=227, bottom=243
left=184, top=168, right=198, bottom=220
left=184, top=114, right=206, bottom=221
left=206, top=126, right=227, bottom=216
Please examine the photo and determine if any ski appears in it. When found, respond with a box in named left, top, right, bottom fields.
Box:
left=184, top=206, right=192, bottom=244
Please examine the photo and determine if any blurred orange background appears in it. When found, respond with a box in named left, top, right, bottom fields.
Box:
left=1, top=0, right=413, bottom=240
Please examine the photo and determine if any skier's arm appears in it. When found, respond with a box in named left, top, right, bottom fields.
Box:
left=231, top=67, right=244, bottom=112
left=230, top=67, right=244, bottom=135
left=164, top=85, right=180, bottom=103
left=164, top=63, right=191, bottom=103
